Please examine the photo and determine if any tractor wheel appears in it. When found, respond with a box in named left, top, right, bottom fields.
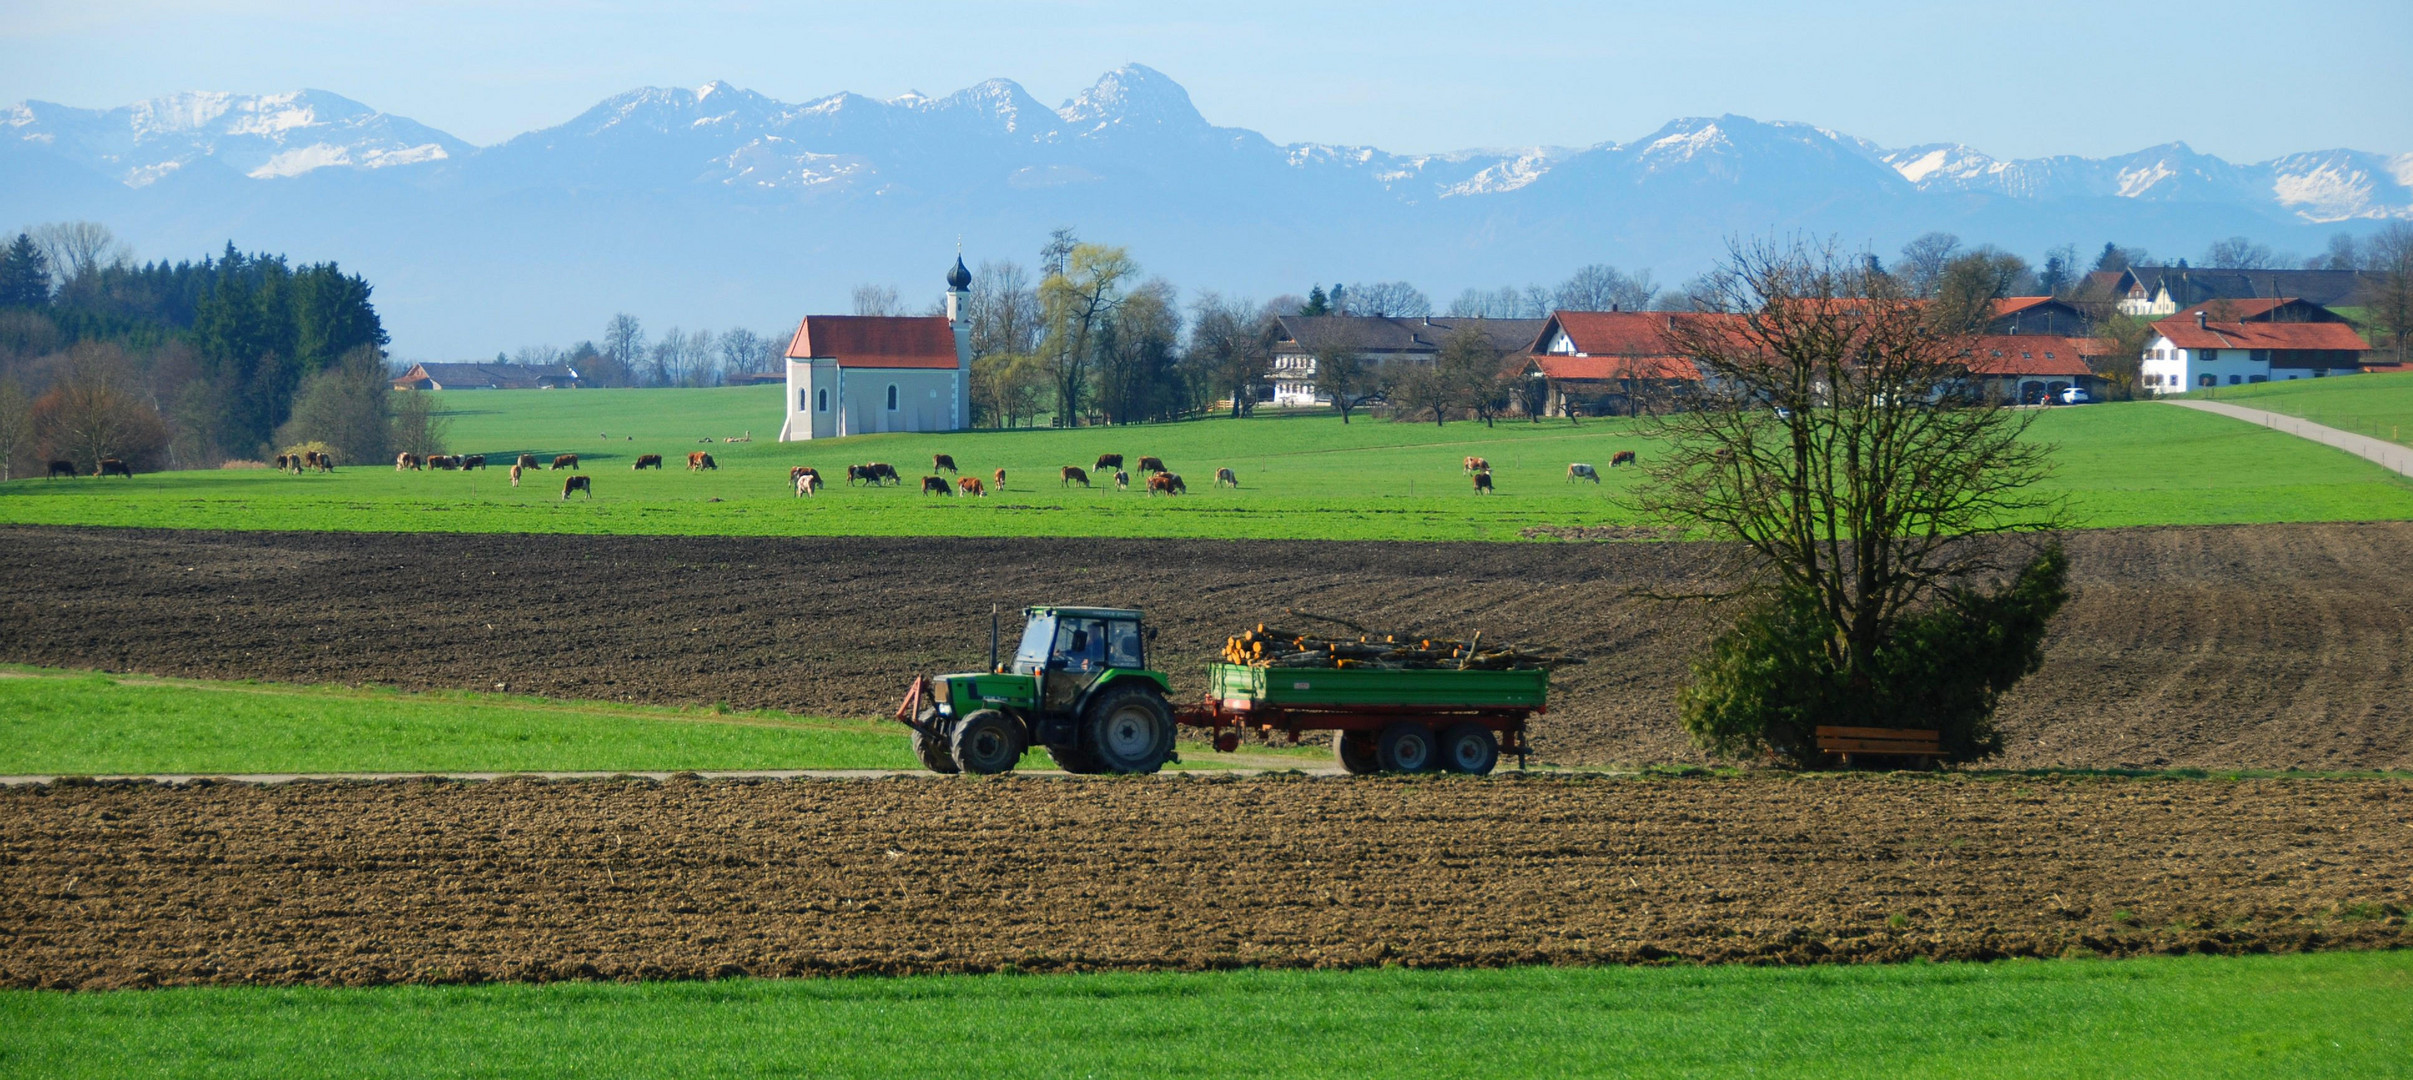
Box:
left=1375, top=722, right=1438, bottom=773
left=1083, top=684, right=1175, bottom=774
left=1333, top=730, right=1381, bottom=775
left=1439, top=723, right=1500, bottom=775
left=913, top=722, right=960, bottom=774
left=1046, top=742, right=1103, bottom=774
left=949, top=709, right=1026, bottom=775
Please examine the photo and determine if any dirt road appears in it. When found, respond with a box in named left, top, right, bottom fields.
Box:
left=2, top=523, right=2408, bottom=769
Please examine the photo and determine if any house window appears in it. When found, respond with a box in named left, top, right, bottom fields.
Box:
left=2198, top=374, right=2216, bottom=388
left=2200, top=349, right=2218, bottom=361
left=816, top=388, right=828, bottom=412
left=886, top=384, right=899, bottom=410
left=2228, top=375, right=2241, bottom=385
left=2249, top=375, right=2267, bottom=383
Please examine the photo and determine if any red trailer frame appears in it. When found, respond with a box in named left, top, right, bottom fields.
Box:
left=1174, top=695, right=1537, bottom=761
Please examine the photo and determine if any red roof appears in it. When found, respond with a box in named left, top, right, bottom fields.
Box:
left=785, top=315, right=960, bottom=369
left=1990, top=296, right=2059, bottom=317
left=2150, top=317, right=2368, bottom=352
left=1545, top=311, right=1744, bottom=356
left=1534, top=354, right=1701, bottom=381
left=1962, top=336, right=2096, bottom=377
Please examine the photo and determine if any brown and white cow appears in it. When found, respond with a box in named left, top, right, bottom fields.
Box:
left=1148, top=472, right=1185, bottom=496
left=958, top=476, right=986, bottom=498
left=794, top=471, right=821, bottom=497
left=1214, top=467, right=1238, bottom=488
left=509, top=464, right=524, bottom=488
left=932, top=453, right=958, bottom=474
left=921, top=475, right=950, bottom=495
left=789, top=465, right=820, bottom=486
left=688, top=451, right=717, bottom=471
left=993, top=468, right=1006, bottom=491
left=98, top=458, right=133, bottom=478
left=396, top=453, right=422, bottom=471
left=1060, top=465, right=1090, bottom=488
left=516, top=453, right=540, bottom=470
left=1610, top=450, right=1638, bottom=468
left=1464, top=456, right=1489, bottom=474
left=1567, top=463, right=1600, bottom=483
left=1137, top=456, right=1166, bottom=475
left=552, top=454, right=578, bottom=470
left=635, top=454, right=663, bottom=470
left=1472, top=470, right=1493, bottom=494
left=1095, top=453, right=1123, bottom=472
left=562, top=474, right=592, bottom=499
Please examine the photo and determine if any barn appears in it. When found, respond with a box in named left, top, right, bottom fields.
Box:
left=390, top=362, right=583, bottom=390
left=778, top=258, right=973, bottom=441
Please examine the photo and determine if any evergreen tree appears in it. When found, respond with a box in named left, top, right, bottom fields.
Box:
left=0, top=234, right=51, bottom=308
left=1300, top=286, right=1329, bottom=316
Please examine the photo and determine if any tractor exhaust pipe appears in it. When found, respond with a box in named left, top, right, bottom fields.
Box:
left=990, top=603, right=1001, bottom=673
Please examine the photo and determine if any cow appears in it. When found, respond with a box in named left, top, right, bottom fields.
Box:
left=1095, top=453, right=1123, bottom=472
left=1060, top=465, right=1090, bottom=488
left=431, top=455, right=459, bottom=470
left=1464, top=456, right=1489, bottom=474
left=46, top=459, right=75, bottom=479
left=789, top=466, right=820, bottom=486
left=933, top=453, right=958, bottom=474
left=552, top=454, right=578, bottom=470
left=848, top=465, right=873, bottom=486
left=516, top=454, right=540, bottom=470
left=309, top=451, right=335, bottom=473
left=993, top=468, right=1007, bottom=491
left=1214, top=467, right=1238, bottom=489
left=1148, top=472, right=1185, bottom=496
left=396, top=453, right=422, bottom=471
left=1114, top=469, right=1130, bottom=491
left=562, top=474, right=592, bottom=499
left=865, top=462, right=899, bottom=486
left=1567, top=463, right=1600, bottom=484
left=634, top=454, right=663, bottom=470
left=274, top=454, right=292, bottom=472
left=921, top=475, right=951, bottom=495
left=794, top=471, right=820, bottom=497
left=687, top=451, right=717, bottom=471
left=462, top=454, right=487, bottom=470
left=1610, top=450, right=1638, bottom=468
left=958, top=476, right=987, bottom=498
left=98, top=458, right=133, bottom=478
left=509, top=464, right=524, bottom=488
left=1472, top=470, right=1493, bottom=494
left=1137, top=456, right=1166, bottom=475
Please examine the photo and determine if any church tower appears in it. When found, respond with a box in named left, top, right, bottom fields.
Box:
left=946, top=254, right=973, bottom=429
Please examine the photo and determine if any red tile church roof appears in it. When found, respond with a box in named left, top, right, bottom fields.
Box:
left=785, top=315, right=959, bottom=369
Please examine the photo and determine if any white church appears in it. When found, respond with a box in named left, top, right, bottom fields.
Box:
left=777, top=257, right=974, bottom=441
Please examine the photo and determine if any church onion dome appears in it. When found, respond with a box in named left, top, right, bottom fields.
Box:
left=946, top=255, right=972, bottom=291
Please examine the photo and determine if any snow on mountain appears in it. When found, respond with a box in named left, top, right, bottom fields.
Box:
left=3, top=89, right=468, bottom=186
left=1884, top=140, right=2412, bottom=222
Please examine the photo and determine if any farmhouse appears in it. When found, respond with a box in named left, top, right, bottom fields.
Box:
left=1516, top=311, right=1725, bottom=417
left=2139, top=306, right=2369, bottom=393
left=777, top=258, right=973, bottom=441
left=1987, top=296, right=2093, bottom=337
left=1959, top=335, right=2098, bottom=404
left=1267, top=315, right=1544, bottom=407
left=390, top=362, right=583, bottom=390
left=2086, top=266, right=2384, bottom=317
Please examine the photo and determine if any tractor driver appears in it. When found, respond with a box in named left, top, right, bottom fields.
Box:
left=1054, top=618, right=1107, bottom=673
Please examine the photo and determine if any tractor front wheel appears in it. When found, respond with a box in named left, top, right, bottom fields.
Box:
left=1083, top=685, right=1175, bottom=774
left=950, top=710, right=1026, bottom=775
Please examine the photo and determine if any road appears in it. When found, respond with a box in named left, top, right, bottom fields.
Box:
left=2165, top=398, right=2413, bottom=478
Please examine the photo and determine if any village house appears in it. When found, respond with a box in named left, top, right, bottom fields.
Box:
left=1267, top=315, right=1544, bottom=407
left=2139, top=300, right=2369, bottom=393
left=777, top=257, right=973, bottom=440
left=1959, top=335, right=2099, bottom=404
left=2081, top=266, right=2383, bottom=317
left=1513, top=311, right=1729, bottom=417
left=1987, top=296, right=2093, bottom=337
left=389, top=361, right=583, bottom=391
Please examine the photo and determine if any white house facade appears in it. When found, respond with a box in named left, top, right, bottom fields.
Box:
left=777, top=259, right=974, bottom=441
left=2138, top=310, right=2368, bottom=394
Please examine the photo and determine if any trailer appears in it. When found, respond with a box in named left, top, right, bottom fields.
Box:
left=1176, top=663, right=1544, bottom=774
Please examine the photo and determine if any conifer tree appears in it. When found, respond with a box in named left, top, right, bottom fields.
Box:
left=0, top=233, right=51, bottom=308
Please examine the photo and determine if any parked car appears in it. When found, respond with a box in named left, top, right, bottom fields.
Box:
left=2058, top=387, right=2094, bottom=405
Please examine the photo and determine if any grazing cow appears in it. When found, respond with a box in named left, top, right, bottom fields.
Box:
left=552, top=454, right=578, bottom=470
left=921, top=475, right=950, bottom=495
left=309, top=451, right=333, bottom=473
left=1148, top=472, right=1185, bottom=496
left=1137, top=456, right=1166, bottom=475
left=958, top=476, right=987, bottom=497
left=1610, top=450, right=1638, bottom=468
left=1472, top=470, right=1493, bottom=494
left=848, top=464, right=872, bottom=486
left=462, top=454, right=487, bottom=470
left=933, top=453, right=958, bottom=474
left=794, top=471, right=820, bottom=497
left=509, top=464, right=524, bottom=488
left=866, top=462, right=899, bottom=486
left=562, top=474, right=592, bottom=500
left=634, top=454, right=663, bottom=470
left=98, top=458, right=133, bottom=478
left=789, top=466, right=820, bottom=486
left=1095, top=453, right=1123, bottom=472
left=993, top=468, right=1006, bottom=491
left=1464, top=456, right=1489, bottom=474
left=1214, top=467, right=1238, bottom=489
left=1567, top=463, right=1600, bottom=484
left=396, top=453, right=422, bottom=471
left=688, top=451, right=717, bottom=471
left=1114, top=469, right=1130, bottom=491
left=46, top=459, right=76, bottom=479
left=516, top=454, right=539, bottom=470
left=431, top=455, right=460, bottom=470
left=274, top=454, right=292, bottom=472
left=1060, top=465, right=1090, bottom=488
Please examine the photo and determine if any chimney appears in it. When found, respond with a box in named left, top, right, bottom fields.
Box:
left=1611, top=302, right=1620, bottom=313
left=2195, top=310, right=2207, bottom=330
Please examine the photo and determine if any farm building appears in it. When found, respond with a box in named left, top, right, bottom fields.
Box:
left=390, top=362, right=583, bottom=390
left=1514, top=311, right=1737, bottom=417
left=2140, top=307, right=2370, bottom=392
left=2078, top=266, right=2386, bottom=317
left=1267, top=315, right=1544, bottom=407
left=1987, top=296, right=2093, bottom=337
left=1958, top=336, right=2100, bottom=404
left=777, top=258, right=972, bottom=441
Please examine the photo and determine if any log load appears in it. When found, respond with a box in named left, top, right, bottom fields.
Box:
left=1220, top=611, right=1576, bottom=671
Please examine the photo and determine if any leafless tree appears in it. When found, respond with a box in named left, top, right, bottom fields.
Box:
left=1342, top=281, right=1432, bottom=318
left=1189, top=291, right=1274, bottom=417
left=0, top=375, right=29, bottom=480
left=1555, top=264, right=1660, bottom=312
left=388, top=387, right=450, bottom=458
left=1305, top=323, right=1378, bottom=424
left=851, top=284, right=903, bottom=317
left=1437, top=323, right=1509, bottom=426
left=1930, top=248, right=2032, bottom=334
left=970, top=260, right=1041, bottom=359
left=599, top=313, right=645, bottom=388
left=33, top=342, right=168, bottom=471
left=1895, top=232, right=1962, bottom=297
left=2367, top=223, right=2413, bottom=363
left=29, top=221, right=130, bottom=289
left=2203, top=236, right=2278, bottom=269
left=716, top=328, right=772, bottom=380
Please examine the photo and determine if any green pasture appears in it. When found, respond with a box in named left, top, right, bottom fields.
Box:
left=3, top=951, right=2403, bottom=1078
left=2183, top=369, right=2413, bottom=448
left=4, top=389, right=2411, bottom=541
left=0, top=667, right=1318, bottom=775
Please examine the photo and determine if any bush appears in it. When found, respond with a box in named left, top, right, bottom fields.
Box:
left=1678, top=543, right=2069, bottom=767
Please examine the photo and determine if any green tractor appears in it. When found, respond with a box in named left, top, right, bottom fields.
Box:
left=894, top=606, right=1180, bottom=775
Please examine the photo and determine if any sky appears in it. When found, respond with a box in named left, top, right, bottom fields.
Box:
left=6, top=0, right=2411, bottom=162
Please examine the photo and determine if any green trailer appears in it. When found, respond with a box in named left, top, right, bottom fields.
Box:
left=1183, top=662, right=1545, bottom=775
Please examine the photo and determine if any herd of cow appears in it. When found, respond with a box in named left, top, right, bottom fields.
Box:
left=42, top=458, right=134, bottom=479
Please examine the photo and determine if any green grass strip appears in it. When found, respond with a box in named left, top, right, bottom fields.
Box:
left=1, top=951, right=2403, bottom=1078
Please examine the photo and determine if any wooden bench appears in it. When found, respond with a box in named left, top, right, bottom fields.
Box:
left=1815, top=725, right=1943, bottom=769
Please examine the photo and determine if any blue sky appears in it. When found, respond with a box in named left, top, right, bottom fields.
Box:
left=8, top=0, right=2410, bottom=160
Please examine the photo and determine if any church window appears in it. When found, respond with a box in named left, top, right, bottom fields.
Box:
left=887, top=385, right=899, bottom=411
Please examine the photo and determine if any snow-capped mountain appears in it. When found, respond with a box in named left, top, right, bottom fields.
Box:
left=1, top=65, right=2402, bottom=356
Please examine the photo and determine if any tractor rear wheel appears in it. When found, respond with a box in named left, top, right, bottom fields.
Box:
left=1439, top=723, right=1500, bottom=775
left=1083, top=684, right=1175, bottom=774
left=1333, top=730, right=1380, bottom=775
left=1375, top=722, right=1438, bottom=773
left=1046, top=742, right=1102, bottom=774
left=913, top=722, right=959, bottom=774
left=950, top=709, right=1025, bottom=775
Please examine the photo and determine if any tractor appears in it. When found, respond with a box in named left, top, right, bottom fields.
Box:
left=895, top=606, right=1179, bottom=775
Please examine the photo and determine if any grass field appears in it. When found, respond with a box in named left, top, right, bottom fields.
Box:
left=4, top=388, right=2412, bottom=541
left=2183, top=370, right=2413, bottom=448
left=2, top=951, right=2403, bottom=1078
left=0, top=667, right=1319, bottom=775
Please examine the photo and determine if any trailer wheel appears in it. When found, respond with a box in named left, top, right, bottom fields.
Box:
left=950, top=709, right=1025, bottom=775
left=913, top=722, right=960, bottom=774
left=1376, top=723, right=1438, bottom=773
left=1439, top=723, right=1500, bottom=775
left=1084, top=685, right=1175, bottom=774
left=1333, top=731, right=1380, bottom=775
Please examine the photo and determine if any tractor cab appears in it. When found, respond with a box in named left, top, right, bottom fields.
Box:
left=1012, top=606, right=1147, bottom=676
left=897, top=605, right=1176, bottom=777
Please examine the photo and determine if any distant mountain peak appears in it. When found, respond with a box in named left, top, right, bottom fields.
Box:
left=1056, top=63, right=1207, bottom=134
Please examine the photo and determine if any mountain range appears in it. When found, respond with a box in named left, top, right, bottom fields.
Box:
left=6, top=65, right=2407, bottom=357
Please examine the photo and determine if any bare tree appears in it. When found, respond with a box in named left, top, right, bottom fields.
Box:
left=1343, top=281, right=1432, bottom=318
left=1555, top=264, right=1660, bottom=312
left=2203, top=236, right=2278, bottom=269
left=1930, top=248, right=2031, bottom=334
left=388, top=388, right=450, bottom=458
left=1895, top=232, right=1962, bottom=297
left=851, top=284, right=903, bottom=317
left=511, top=343, right=564, bottom=368
left=1437, top=324, right=1509, bottom=426
left=29, top=221, right=130, bottom=289
left=715, top=328, right=769, bottom=382
left=33, top=342, right=169, bottom=471
left=1189, top=291, right=1274, bottom=417
left=970, top=260, right=1041, bottom=359
left=274, top=345, right=392, bottom=464
left=1305, top=325, right=1378, bottom=424
left=599, top=313, right=645, bottom=388
left=1040, top=227, right=1078, bottom=278
left=2367, top=223, right=2413, bottom=363
left=0, top=375, right=29, bottom=480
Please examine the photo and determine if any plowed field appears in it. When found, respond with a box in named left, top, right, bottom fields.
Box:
left=2, top=774, right=2405, bottom=989
left=2, top=523, right=2409, bottom=769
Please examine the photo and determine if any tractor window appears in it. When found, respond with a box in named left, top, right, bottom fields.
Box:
left=1012, top=613, right=1058, bottom=673
left=1107, top=620, right=1143, bottom=668
left=1053, top=618, right=1107, bottom=673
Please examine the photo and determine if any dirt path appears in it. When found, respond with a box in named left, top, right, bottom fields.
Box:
left=2167, top=399, right=2413, bottom=477
left=2, top=523, right=2409, bottom=770
left=2, top=774, right=2403, bottom=989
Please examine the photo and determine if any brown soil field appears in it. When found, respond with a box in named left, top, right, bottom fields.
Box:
left=1, top=523, right=2409, bottom=770
left=2, top=774, right=2404, bottom=989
